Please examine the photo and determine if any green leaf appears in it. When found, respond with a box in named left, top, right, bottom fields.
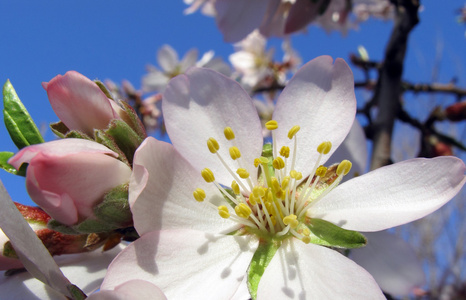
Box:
left=247, top=239, right=281, bottom=300
left=304, top=218, right=367, bottom=249
left=0, top=151, right=26, bottom=176
left=3, top=80, right=44, bottom=149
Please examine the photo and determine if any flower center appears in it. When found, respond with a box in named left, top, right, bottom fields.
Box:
left=193, top=120, right=352, bottom=244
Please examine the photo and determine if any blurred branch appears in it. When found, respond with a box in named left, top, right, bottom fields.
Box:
left=369, top=0, right=420, bottom=170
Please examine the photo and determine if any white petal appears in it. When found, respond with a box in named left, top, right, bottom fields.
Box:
left=214, top=0, right=268, bottom=43
left=163, top=68, right=263, bottom=188
left=142, top=70, right=170, bottom=92
left=157, top=45, right=179, bottom=73
left=0, top=181, right=71, bottom=297
left=351, top=231, right=425, bottom=296
left=101, top=229, right=258, bottom=300
left=0, top=244, right=125, bottom=300
left=327, top=119, right=368, bottom=180
left=257, top=240, right=385, bottom=299
left=88, top=279, right=166, bottom=300
left=180, top=48, right=199, bottom=71
left=273, top=56, right=356, bottom=178
left=309, top=157, right=466, bottom=231
left=130, top=137, right=236, bottom=236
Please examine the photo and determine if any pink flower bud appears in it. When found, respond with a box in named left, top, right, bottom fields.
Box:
left=42, top=71, right=122, bottom=137
left=9, top=139, right=132, bottom=226
left=445, top=101, right=466, bottom=121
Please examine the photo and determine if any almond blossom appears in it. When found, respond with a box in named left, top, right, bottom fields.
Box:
left=100, top=56, right=465, bottom=299
left=142, top=44, right=230, bottom=93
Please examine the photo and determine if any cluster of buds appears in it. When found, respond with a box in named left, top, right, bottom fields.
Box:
left=1, top=71, right=146, bottom=266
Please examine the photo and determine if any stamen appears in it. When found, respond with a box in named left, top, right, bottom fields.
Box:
left=224, top=127, right=235, bottom=140
left=201, top=168, right=215, bottom=183
left=231, top=181, right=240, bottom=195
left=207, top=138, right=220, bottom=154
left=273, top=157, right=285, bottom=170
left=317, top=141, right=332, bottom=154
left=283, top=214, right=299, bottom=229
left=237, top=168, right=250, bottom=179
left=193, top=188, right=206, bottom=202
left=279, top=146, right=290, bottom=158
left=265, top=120, right=278, bottom=130
left=235, top=203, right=252, bottom=219
left=218, top=206, right=230, bottom=218
left=287, top=125, right=300, bottom=139
left=337, top=160, right=352, bottom=176
left=229, top=147, right=241, bottom=160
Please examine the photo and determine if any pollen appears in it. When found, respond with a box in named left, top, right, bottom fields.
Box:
left=337, top=160, right=352, bottom=176
left=207, top=138, right=220, bottom=154
left=283, top=214, right=299, bottom=229
left=287, top=125, right=300, bottom=139
left=279, top=146, right=290, bottom=158
left=229, top=146, right=241, bottom=160
left=265, top=120, right=278, bottom=130
left=201, top=168, right=215, bottom=183
left=224, top=127, right=235, bottom=140
left=317, top=141, right=332, bottom=154
left=235, top=203, right=252, bottom=219
left=193, top=188, right=206, bottom=202
left=316, top=165, right=327, bottom=177
left=273, top=157, right=285, bottom=170
left=231, top=181, right=240, bottom=195
left=218, top=206, right=230, bottom=219
left=237, top=168, right=250, bottom=179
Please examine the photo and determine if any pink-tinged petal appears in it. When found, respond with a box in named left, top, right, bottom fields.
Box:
left=163, top=68, right=263, bottom=188
left=273, top=56, right=356, bottom=178
left=351, top=231, right=425, bottom=296
left=157, top=45, right=179, bottom=73
left=0, top=180, right=72, bottom=297
left=0, top=244, right=125, bottom=299
left=25, top=152, right=131, bottom=225
left=215, top=0, right=269, bottom=43
left=284, top=0, right=321, bottom=34
left=259, top=0, right=285, bottom=37
left=8, top=138, right=117, bottom=169
left=309, top=157, right=466, bottom=231
left=327, top=119, right=368, bottom=179
left=44, top=71, right=119, bottom=137
left=130, top=138, right=236, bottom=235
left=101, top=229, right=257, bottom=299
left=88, top=280, right=166, bottom=300
left=257, top=240, right=385, bottom=299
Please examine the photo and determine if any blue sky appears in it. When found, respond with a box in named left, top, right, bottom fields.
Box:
left=1, top=1, right=465, bottom=206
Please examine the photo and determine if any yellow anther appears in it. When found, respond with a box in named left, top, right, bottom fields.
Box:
left=316, top=165, right=328, bottom=177
left=201, top=168, right=215, bottom=183
left=253, top=186, right=266, bottom=198
left=193, top=188, right=206, bottom=202
left=302, top=236, right=311, bottom=244
left=265, top=201, right=274, bottom=213
left=271, top=177, right=281, bottom=191
left=231, top=181, right=240, bottom=195
left=273, top=157, right=285, bottom=170
left=224, top=127, right=235, bottom=140
left=279, top=146, right=290, bottom=158
left=229, top=146, right=241, bottom=160
left=287, top=125, right=300, bottom=139
left=207, top=138, right=220, bottom=154
left=336, top=160, right=352, bottom=176
left=265, top=120, right=278, bottom=130
left=254, top=158, right=262, bottom=168
left=235, top=203, right=252, bottom=219
left=275, top=189, right=284, bottom=199
left=270, top=215, right=277, bottom=226
left=302, top=227, right=311, bottom=236
left=283, top=214, right=299, bottom=229
left=218, top=206, right=230, bottom=219
left=281, top=176, right=290, bottom=189
left=290, top=170, right=302, bottom=180
left=249, top=194, right=258, bottom=206
left=267, top=190, right=273, bottom=202
left=236, top=168, right=250, bottom=179
left=317, top=141, right=332, bottom=155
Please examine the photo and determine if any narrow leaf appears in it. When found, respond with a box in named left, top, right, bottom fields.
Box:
left=305, top=218, right=367, bottom=249
left=247, top=239, right=281, bottom=300
left=3, top=80, right=44, bottom=149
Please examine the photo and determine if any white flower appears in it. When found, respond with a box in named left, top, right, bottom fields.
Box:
left=100, top=56, right=465, bottom=299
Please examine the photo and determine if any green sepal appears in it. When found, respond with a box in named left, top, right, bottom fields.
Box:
left=247, top=239, right=281, bottom=300
left=3, top=80, right=44, bottom=149
left=0, top=151, right=26, bottom=176
left=104, top=119, right=144, bottom=164
left=65, top=130, right=92, bottom=140
left=49, top=121, right=69, bottom=138
left=94, top=80, right=114, bottom=100
left=95, top=129, right=130, bottom=165
left=67, top=284, right=87, bottom=300
left=2, top=241, right=19, bottom=259
left=118, top=100, right=147, bottom=140
left=73, top=218, right=118, bottom=234
left=94, top=183, right=132, bottom=227
left=304, top=218, right=367, bottom=249
left=47, top=219, right=81, bottom=235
